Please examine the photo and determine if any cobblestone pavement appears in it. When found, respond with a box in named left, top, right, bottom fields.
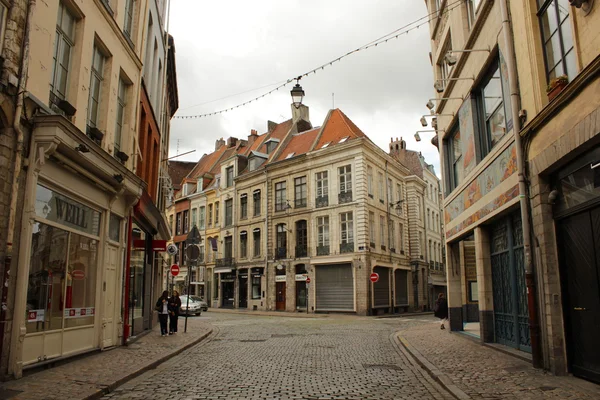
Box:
left=398, top=323, right=600, bottom=400
left=0, top=317, right=212, bottom=400
left=103, top=313, right=454, bottom=400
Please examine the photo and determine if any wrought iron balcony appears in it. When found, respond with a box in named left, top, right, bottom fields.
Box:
left=315, top=195, right=329, bottom=208
left=275, top=247, right=287, bottom=260
left=295, top=198, right=307, bottom=208
left=295, top=245, right=308, bottom=258
left=338, top=191, right=353, bottom=204
left=316, top=245, right=330, bottom=256
left=340, top=242, right=354, bottom=254
left=216, top=258, right=236, bottom=268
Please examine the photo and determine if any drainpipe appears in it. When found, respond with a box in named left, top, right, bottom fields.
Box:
left=264, top=169, right=269, bottom=310
left=499, top=0, right=542, bottom=368
left=122, top=216, right=133, bottom=344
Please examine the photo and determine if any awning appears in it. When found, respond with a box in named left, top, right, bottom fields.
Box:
left=428, top=274, right=447, bottom=286
left=214, top=267, right=232, bottom=274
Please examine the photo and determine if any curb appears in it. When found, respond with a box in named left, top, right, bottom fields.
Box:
left=208, top=309, right=329, bottom=318
left=84, top=328, right=214, bottom=400
left=395, top=333, right=471, bottom=400
left=376, top=311, right=434, bottom=319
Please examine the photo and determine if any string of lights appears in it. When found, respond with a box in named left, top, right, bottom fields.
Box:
left=174, top=1, right=464, bottom=120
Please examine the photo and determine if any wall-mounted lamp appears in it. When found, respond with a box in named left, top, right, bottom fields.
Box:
left=420, top=114, right=454, bottom=127
left=290, top=77, right=305, bottom=109
left=434, top=77, right=474, bottom=93
left=285, top=200, right=293, bottom=210
left=414, top=130, right=445, bottom=142
left=426, top=97, right=463, bottom=110
left=444, top=48, right=491, bottom=66
left=113, top=174, right=124, bottom=184
left=75, top=144, right=90, bottom=153
left=569, top=0, right=594, bottom=15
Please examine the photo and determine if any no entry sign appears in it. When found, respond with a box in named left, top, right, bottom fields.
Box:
left=370, top=273, right=379, bottom=283
left=171, top=264, right=180, bottom=276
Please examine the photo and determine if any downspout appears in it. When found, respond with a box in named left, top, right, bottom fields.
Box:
left=264, top=169, right=269, bottom=310
left=499, top=0, right=542, bottom=367
left=122, top=215, right=133, bottom=344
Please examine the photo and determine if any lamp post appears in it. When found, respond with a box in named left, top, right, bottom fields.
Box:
left=290, top=77, right=305, bottom=109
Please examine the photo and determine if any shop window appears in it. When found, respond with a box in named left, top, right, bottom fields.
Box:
left=251, top=269, right=262, bottom=299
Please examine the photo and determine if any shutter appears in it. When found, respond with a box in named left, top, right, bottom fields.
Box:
left=315, top=264, right=353, bottom=311
left=395, top=269, right=409, bottom=306
left=373, top=267, right=391, bottom=307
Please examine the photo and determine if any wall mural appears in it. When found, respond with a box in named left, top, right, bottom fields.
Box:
left=445, top=143, right=518, bottom=225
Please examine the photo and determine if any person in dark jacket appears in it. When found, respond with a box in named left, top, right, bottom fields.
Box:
left=434, top=292, right=449, bottom=330
left=156, top=291, right=170, bottom=336
left=168, top=290, right=182, bottom=335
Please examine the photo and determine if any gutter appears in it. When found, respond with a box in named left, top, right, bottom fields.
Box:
left=499, top=0, right=542, bottom=368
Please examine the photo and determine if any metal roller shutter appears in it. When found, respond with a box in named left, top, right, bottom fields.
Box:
left=373, top=267, right=391, bottom=307
left=394, top=269, right=409, bottom=306
left=315, top=264, right=353, bottom=311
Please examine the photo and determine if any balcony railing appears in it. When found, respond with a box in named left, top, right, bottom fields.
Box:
left=315, top=195, right=329, bottom=208
left=316, top=245, right=330, bottom=256
left=295, top=245, right=308, bottom=258
left=275, top=247, right=287, bottom=260
left=340, top=242, right=354, bottom=254
left=216, top=258, right=236, bottom=268
left=338, top=191, right=353, bottom=204
left=295, top=198, right=307, bottom=208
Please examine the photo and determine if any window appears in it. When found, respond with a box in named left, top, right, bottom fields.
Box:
left=427, top=209, right=431, bottom=230
left=191, top=208, right=197, bottom=228
left=296, top=220, right=308, bottom=257
left=224, top=199, right=233, bottom=227
left=437, top=34, right=453, bottom=84
left=316, top=171, right=328, bottom=207
left=340, top=212, right=354, bottom=244
left=114, top=77, right=127, bottom=154
left=183, top=210, right=189, bottom=233
left=109, top=213, right=121, bottom=242
left=396, top=183, right=403, bottom=209
left=199, top=244, right=205, bottom=263
left=478, top=60, right=510, bottom=153
left=538, top=0, right=576, bottom=82
left=199, top=206, right=205, bottom=229
left=87, top=44, right=106, bottom=130
left=367, top=166, right=374, bottom=197
left=447, top=126, right=463, bottom=190
left=466, top=0, right=482, bottom=29
left=51, top=2, right=76, bottom=100
left=378, top=172, right=384, bottom=201
left=419, top=231, right=423, bottom=256
left=252, top=271, right=261, bottom=299
left=123, top=0, right=134, bottom=39
left=240, top=194, right=248, bottom=219
left=317, top=216, right=329, bottom=246
left=176, top=212, right=181, bottom=235
left=369, top=212, right=375, bottom=247
left=294, top=176, right=307, bottom=208
left=379, top=215, right=385, bottom=246
left=399, top=223, right=404, bottom=251
left=240, top=231, right=247, bottom=258
left=275, top=181, right=286, bottom=212
left=390, top=222, right=395, bottom=250
left=276, top=224, right=287, bottom=259
left=226, top=166, right=234, bottom=187
left=253, top=190, right=261, bottom=216
left=0, top=3, right=7, bottom=54
left=253, top=229, right=261, bottom=257
left=208, top=204, right=213, bottom=227
left=169, top=214, right=173, bottom=234
left=387, top=178, right=393, bottom=202
left=214, top=202, right=219, bottom=225
left=339, top=165, right=352, bottom=203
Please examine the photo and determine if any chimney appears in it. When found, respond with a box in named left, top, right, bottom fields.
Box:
left=227, top=137, right=238, bottom=147
left=267, top=121, right=277, bottom=132
left=215, top=137, right=225, bottom=150
left=291, top=104, right=310, bottom=123
left=248, top=129, right=258, bottom=146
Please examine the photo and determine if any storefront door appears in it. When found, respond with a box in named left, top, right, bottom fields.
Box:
left=102, top=244, right=119, bottom=348
left=238, top=273, right=248, bottom=308
left=557, top=206, right=600, bottom=383
left=315, top=264, right=354, bottom=311
left=276, top=282, right=286, bottom=310
left=221, top=273, right=235, bottom=308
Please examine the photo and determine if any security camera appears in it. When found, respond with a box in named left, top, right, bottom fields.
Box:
left=420, top=116, right=428, bottom=127
left=426, top=100, right=435, bottom=110
left=444, top=52, right=458, bottom=66
left=414, top=132, right=421, bottom=142
left=434, top=81, right=445, bottom=93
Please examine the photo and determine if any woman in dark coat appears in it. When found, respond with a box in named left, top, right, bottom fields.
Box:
left=156, top=291, right=170, bottom=336
left=168, top=290, right=182, bottom=335
left=434, top=292, right=449, bottom=330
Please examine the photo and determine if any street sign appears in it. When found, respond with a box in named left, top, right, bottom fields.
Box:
left=306, top=277, right=311, bottom=284
left=186, top=225, right=201, bottom=244
left=166, top=243, right=178, bottom=256
left=171, top=264, right=180, bottom=276
left=370, top=273, right=379, bottom=283
left=186, top=244, right=200, bottom=261
left=72, top=270, right=85, bottom=280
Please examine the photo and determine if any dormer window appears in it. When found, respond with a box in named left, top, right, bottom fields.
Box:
left=321, top=142, right=331, bottom=149
left=197, top=178, right=203, bottom=192
left=339, top=137, right=349, bottom=143
left=182, top=183, right=189, bottom=196
left=265, top=139, right=280, bottom=154
left=285, top=153, right=295, bottom=159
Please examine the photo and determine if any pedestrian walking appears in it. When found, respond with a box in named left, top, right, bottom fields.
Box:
left=155, top=290, right=170, bottom=336
left=168, top=290, right=181, bottom=335
left=434, top=292, right=449, bottom=330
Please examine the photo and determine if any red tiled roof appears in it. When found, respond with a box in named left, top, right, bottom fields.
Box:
left=186, top=144, right=229, bottom=181
left=314, top=109, right=366, bottom=150
left=168, top=161, right=197, bottom=190
left=274, top=127, right=320, bottom=162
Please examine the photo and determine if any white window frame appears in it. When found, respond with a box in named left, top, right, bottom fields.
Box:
left=317, top=216, right=329, bottom=246
left=340, top=212, right=354, bottom=244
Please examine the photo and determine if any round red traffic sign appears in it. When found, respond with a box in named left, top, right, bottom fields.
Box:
left=171, top=264, right=180, bottom=276
left=72, top=270, right=85, bottom=280
left=370, top=273, right=379, bottom=283
left=306, top=277, right=311, bottom=284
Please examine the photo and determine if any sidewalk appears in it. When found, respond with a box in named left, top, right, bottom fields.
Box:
left=398, top=323, right=600, bottom=399
left=209, top=308, right=330, bottom=318
left=0, top=318, right=212, bottom=400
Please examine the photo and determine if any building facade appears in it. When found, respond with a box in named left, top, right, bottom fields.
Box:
left=0, top=0, right=177, bottom=379
left=425, top=0, right=600, bottom=382
left=167, top=105, right=444, bottom=316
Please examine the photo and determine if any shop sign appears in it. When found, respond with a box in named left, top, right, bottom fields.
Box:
left=295, top=274, right=308, bottom=281
left=251, top=268, right=263, bottom=276
left=152, top=240, right=167, bottom=251
left=275, top=275, right=286, bottom=282
left=132, top=239, right=146, bottom=250
left=64, top=307, right=95, bottom=318
left=239, top=274, right=248, bottom=279
left=27, top=309, right=45, bottom=322
left=72, top=270, right=85, bottom=280
left=35, top=185, right=101, bottom=236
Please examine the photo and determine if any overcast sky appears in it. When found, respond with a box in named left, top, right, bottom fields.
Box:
left=167, top=0, right=440, bottom=175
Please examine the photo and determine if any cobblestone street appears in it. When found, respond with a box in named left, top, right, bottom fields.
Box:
left=103, top=313, right=453, bottom=400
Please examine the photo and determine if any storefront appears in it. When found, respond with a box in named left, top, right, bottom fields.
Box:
left=315, top=263, right=354, bottom=312
left=372, top=266, right=391, bottom=312
left=220, top=272, right=235, bottom=308
left=394, top=269, right=409, bottom=312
